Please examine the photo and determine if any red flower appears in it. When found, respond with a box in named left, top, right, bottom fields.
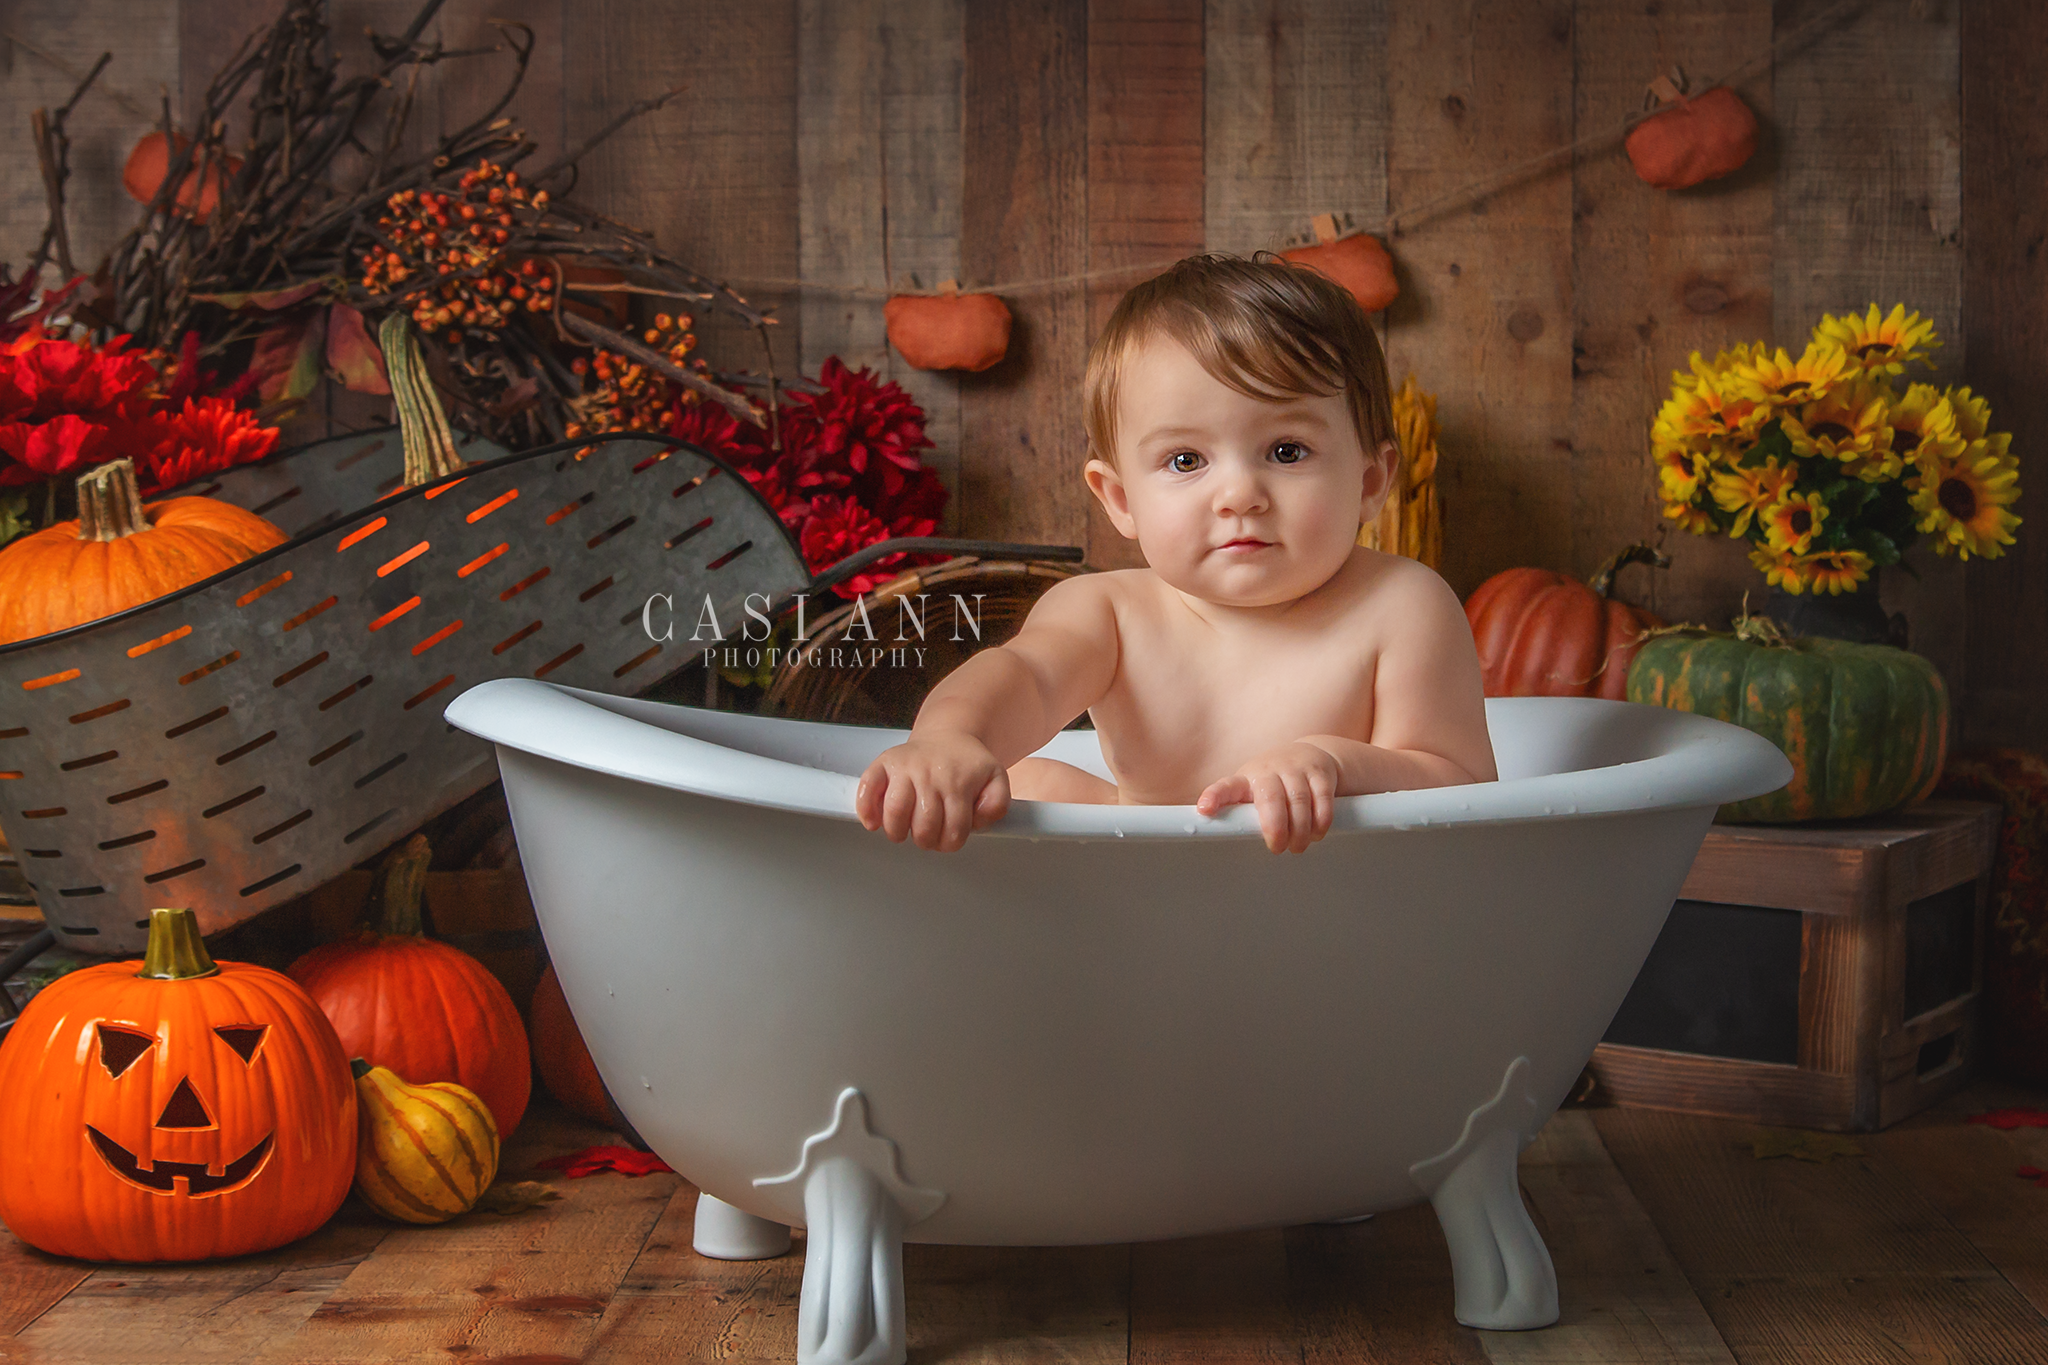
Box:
left=138, top=396, right=279, bottom=493
left=665, top=392, right=773, bottom=470
left=799, top=492, right=943, bottom=599
left=778, top=358, right=935, bottom=506
left=0, top=336, right=157, bottom=426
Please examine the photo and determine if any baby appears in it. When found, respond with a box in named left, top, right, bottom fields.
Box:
left=855, top=252, right=1496, bottom=854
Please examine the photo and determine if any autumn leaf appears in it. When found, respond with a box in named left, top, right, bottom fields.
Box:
left=1749, top=1129, right=1865, bottom=1163
left=473, top=1180, right=563, bottom=1215
left=1968, top=1108, right=2048, bottom=1131
left=192, top=279, right=331, bottom=312
left=326, top=304, right=390, bottom=395
left=251, top=310, right=327, bottom=403
left=2017, top=1166, right=2048, bottom=1189
left=535, top=1145, right=675, bottom=1179
left=0, top=493, right=30, bottom=551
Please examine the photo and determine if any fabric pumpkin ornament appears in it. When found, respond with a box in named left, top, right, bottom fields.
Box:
left=0, top=458, right=286, bottom=646
left=1627, top=616, right=1948, bottom=823
left=1464, top=545, right=1668, bottom=700
left=884, top=289, right=1012, bottom=372
left=351, top=1060, right=499, bottom=1223
left=1625, top=86, right=1759, bottom=190
left=1281, top=231, right=1399, bottom=313
left=0, top=907, right=356, bottom=1262
left=287, top=835, right=531, bottom=1137
left=530, top=964, right=615, bottom=1127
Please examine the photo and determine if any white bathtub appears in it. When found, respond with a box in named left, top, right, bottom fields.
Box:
left=447, top=681, right=1789, bottom=1364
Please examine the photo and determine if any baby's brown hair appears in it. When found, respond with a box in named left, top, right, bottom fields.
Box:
left=1083, top=252, right=1396, bottom=467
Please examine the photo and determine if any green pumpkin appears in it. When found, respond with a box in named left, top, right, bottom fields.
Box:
left=1626, top=626, right=1948, bottom=823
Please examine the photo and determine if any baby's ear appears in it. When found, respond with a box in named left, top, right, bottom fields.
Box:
left=1362, top=438, right=1399, bottom=506
left=1085, top=457, right=1139, bottom=540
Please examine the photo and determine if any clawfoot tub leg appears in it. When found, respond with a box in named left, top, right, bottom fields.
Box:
left=693, top=1193, right=792, bottom=1260
left=753, top=1088, right=949, bottom=1365
left=1408, top=1056, right=1559, bottom=1331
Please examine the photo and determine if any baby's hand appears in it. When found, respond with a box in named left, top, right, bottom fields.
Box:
left=856, top=732, right=1009, bottom=852
left=1195, top=741, right=1341, bottom=854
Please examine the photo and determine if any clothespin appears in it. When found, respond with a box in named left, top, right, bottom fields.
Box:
left=1311, top=212, right=1341, bottom=246
left=1644, top=67, right=1688, bottom=110
left=937, top=279, right=960, bottom=297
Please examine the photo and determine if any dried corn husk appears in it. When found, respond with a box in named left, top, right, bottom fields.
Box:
left=1358, top=375, right=1442, bottom=569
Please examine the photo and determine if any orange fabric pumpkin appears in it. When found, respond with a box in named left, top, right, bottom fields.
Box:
left=1281, top=234, right=1400, bottom=313
left=1465, top=545, right=1668, bottom=700
left=1624, top=87, right=1758, bottom=190
left=122, top=131, right=241, bottom=223
left=884, top=292, right=1012, bottom=372
left=0, top=459, right=286, bottom=646
left=530, top=964, right=613, bottom=1126
left=287, top=836, right=532, bottom=1138
left=0, top=908, right=356, bottom=1262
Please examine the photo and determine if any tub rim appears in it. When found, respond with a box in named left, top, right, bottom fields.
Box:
left=446, top=678, right=1791, bottom=841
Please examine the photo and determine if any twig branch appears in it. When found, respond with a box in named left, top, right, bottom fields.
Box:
left=558, top=311, right=766, bottom=428
left=528, top=83, right=687, bottom=187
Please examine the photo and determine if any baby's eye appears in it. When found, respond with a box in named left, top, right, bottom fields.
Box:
left=1271, top=441, right=1307, bottom=465
left=1168, top=451, right=1202, bottom=473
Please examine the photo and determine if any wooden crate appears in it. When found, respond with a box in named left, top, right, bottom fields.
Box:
left=1589, top=799, right=2001, bottom=1133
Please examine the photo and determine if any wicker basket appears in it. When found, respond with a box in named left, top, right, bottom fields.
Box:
left=0, top=429, right=814, bottom=954
left=760, top=556, right=1092, bottom=727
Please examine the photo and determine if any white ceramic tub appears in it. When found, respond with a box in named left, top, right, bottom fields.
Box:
left=446, top=681, right=1789, bottom=1364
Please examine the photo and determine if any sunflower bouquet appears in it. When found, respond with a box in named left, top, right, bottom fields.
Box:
left=1654, top=304, right=2021, bottom=595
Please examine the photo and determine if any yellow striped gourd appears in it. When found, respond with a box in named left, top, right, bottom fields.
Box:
left=350, top=1059, right=500, bottom=1224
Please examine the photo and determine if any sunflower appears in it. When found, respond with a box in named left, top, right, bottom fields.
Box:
left=1730, top=342, right=1850, bottom=411
left=1763, top=490, right=1830, bottom=555
left=1710, top=457, right=1797, bottom=537
left=1748, top=544, right=1813, bottom=594
left=1804, top=548, right=1875, bottom=595
left=1913, top=436, right=2023, bottom=559
left=1885, top=382, right=1965, bottom=473
left=1782, top=378, right=1891, bottom=471
left=1943, top=384, right=1993, bottom=441
left=1663, top=500, right=1716, bottom=535
left=1655, top=370, right=1761, bottom=445
left=1814, top=303, right=1939, bottom=377
left=1654, top=434, right=1717, bottom=505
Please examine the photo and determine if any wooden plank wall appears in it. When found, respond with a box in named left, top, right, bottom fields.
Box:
left=1, top=0, right=2039, bottom=749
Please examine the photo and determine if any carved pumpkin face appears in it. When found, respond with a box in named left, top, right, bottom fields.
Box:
left=0, top=910, right=357, bottom=1262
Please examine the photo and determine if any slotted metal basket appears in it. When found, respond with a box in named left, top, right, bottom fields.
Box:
left=0, top=428, right=1069, bottom=956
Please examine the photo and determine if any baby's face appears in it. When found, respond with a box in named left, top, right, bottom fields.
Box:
left=1086, top=334, right=1391, bottom=609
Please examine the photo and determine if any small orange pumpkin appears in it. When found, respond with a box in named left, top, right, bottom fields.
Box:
left=287, top=835, right=532, bottom=1138
left=0, top=458, right=286, bottom=646
left=1465, top=545, right=1668, bottom=700
left=1281, top=233, right=1399, bottom=313
left=884, top=291, right=1012, bottom=372
left=529, top=964, right=614, bottom=1126
left=1625, top=87, right=1758, bottom=190
left=122, top=131, right=241, bottom=223
left=0, top=908, right=357, bottom=1262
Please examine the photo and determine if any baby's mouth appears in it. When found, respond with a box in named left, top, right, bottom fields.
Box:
left=1218, top=538, right=1271, bottom=551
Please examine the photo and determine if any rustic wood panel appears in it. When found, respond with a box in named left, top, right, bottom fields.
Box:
left=1774, top=0, right=1967, bottom=704
left=958, top=0, right=1090, bottom=548
left=1958, top=0, right=2048, bottom=752
left=1569, top=0, right=1774, bottom=623
left=1385, top=0, right=1576, bottom=599
left=0, top=1231, right=92, bottom=1345
left=1082, top=0, right=1204, bottom=571
left=1595, top=1104, right=2048, bottom=1363
left=1589, top=1043, right=1858, bottom=1131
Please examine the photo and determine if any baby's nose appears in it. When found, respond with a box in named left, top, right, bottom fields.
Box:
left=1213, top=467, right=1269, bottom=514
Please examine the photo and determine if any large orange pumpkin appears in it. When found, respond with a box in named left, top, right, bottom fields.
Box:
left=1465, top=545, right=1668, bottom=700
left=529, top=963, right=614, bottom=1126
left=0, top=908, right=356, bottom=1262
left=287, top=836, right=532, bottom=1137
left=0, top=458, right=286, bottom=646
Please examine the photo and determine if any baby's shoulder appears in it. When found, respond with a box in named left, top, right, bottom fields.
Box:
left=1337, top=546, right=1460, bottom=610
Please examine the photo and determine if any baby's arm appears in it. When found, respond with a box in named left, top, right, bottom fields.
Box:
left=856, top=577, right=1120, bottom=850
left=1196, top=566, right=1495, bottom=851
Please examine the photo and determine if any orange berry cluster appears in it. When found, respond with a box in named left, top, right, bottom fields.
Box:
left=359, top=161, right=555, bottom=344
left=564, top=313, right=702, bottom=438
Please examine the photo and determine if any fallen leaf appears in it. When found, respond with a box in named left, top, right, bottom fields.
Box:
left=1749, top=1129, right=1865, bottom=1163
left=535, top=1144, right=674, bottom=1179
left=2018, top=1166, right=2048, bottom=1188
left=1968, top=1108, right=2048, bottom=1131
left=474, top=1180, right=563, bottom=1215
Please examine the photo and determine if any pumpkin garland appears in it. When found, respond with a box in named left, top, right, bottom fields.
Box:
left=287, top=835, right=532, bottom=1138
left=0, top=908, right=356, bottom=1262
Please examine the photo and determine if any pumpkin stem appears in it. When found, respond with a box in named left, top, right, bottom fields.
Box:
left=74, top=459, right=154, bottom=542
left=351, top=1058, right=374, bottom=1081
left=137, top=907, right=221, bottom=980
left=1732, top=593, right=1793, bottom=647
left=1588, top=543, right=1671, bottom=599
left=379, top=314, right=466, bottom=487
left=369, top=832, right=434, bottom=937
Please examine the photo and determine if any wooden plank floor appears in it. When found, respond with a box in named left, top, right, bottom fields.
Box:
left=3, top=1080, right=2044, bottom=1364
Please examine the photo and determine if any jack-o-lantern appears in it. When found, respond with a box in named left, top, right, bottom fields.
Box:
left=0, top=908, right=356, bottom=1262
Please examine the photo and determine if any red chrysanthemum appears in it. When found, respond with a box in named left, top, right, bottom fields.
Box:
left=665, top=392, right=775, bottom=470
left=137, top=396, right=280, bottom=493
left=0, top=335, right=158, bottom=426
left=777, top=357, right=935, bottom=507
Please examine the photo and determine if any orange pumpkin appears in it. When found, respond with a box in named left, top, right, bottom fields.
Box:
left=529, top=964, right=614, bottom=1126
left=884, top=291, right=1012, bottom=372
left=0, top=908, right=356, bottom=1262
left=287, top=835, right=532, bottom=1138
left=0, top=459, right=286, bottom=646
left=122, top=131, right=241, bottom=223
left=1465, top=545, right=1668, bottom=700
left=1624, top=87, right=1758, bottom=190
left=1281, top=233, right=1399, bottom=313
